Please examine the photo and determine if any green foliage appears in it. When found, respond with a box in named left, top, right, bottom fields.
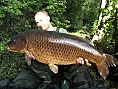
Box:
left=44, top=0, right=69, bottom=28
left=0, top=0, right=23, bottom=18
left=0, top=51, right=25, bottom=78
left=92, top=0, right=118, bottom=54
left=65, top=0, right=100, bottom=32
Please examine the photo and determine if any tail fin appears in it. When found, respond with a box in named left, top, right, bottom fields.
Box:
left=97, top=54, right=118, bottom=79
left=103, top=54, right=118, bottom=67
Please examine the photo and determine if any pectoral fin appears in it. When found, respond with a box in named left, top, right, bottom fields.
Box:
left=25, top=53, right=31, bottom=66
left=48, top=64, right=58, bottom=73
left=26, top=57, right=31, bottom=66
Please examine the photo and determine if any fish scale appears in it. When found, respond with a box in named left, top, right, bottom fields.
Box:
left=6, top=29, right=118, bottom=79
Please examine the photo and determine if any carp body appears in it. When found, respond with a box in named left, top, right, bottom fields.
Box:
left=6, top=29, right=118, bottom=79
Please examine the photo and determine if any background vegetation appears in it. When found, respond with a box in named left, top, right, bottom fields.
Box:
left=0, top=0, right=118, bottom=88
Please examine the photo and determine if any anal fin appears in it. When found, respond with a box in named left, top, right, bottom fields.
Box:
left=48, top=64, right=58, bottom=74
left=97, top=64, right=109, bottom=79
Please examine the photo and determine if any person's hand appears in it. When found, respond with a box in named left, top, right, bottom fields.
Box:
left=76, top=57, right=91, bottom=66
left=25, top=50, right=35, bottom=59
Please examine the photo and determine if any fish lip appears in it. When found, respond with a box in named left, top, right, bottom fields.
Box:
left=6, top=45, right=10, bottom=50
left=6, top=45, right=13, bottom=51
left=6, top=46, right=17, bottom=52
left=6, top=45, right=24, bottom=53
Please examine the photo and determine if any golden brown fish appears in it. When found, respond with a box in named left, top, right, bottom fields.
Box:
left=6, top=29, right=118, bottom=79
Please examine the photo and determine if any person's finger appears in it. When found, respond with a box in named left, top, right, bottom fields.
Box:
left=81, top=58, right=84, bottom=64
left=85, top=59, right=91, bottom=66
left=77, top=57, right=85, bottom=64
left=77, top=58, right=81, bottom=64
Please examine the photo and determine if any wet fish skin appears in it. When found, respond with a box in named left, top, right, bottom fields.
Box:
left=6, top=29, right=118, bottom=79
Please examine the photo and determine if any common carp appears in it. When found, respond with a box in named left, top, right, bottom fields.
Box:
left=6, top=29, right=118, bottom=79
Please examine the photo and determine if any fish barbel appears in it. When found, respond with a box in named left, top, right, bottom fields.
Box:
left=6, top=29, right=118, bottom=79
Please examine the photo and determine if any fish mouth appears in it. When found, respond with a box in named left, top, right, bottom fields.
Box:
left=6, top=45, right=15, bottom=52
left=6, top=45, right=25, bottom=53
left=6, top=45, right=10, bottom=50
